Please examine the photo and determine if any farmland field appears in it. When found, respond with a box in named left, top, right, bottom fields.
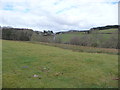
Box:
left=2, top=40, right=118, bottom=88
left=56, top=32, right=84, bottom=42
left=57, top=29, right=118, bottom=43
left=56, top=28, right=118, bottom=43
left=97, top=29, right=118, bottom=33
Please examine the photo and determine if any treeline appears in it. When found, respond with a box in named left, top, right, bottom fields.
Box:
left=56, top=30, right=90, bottom=34
left=1, top=27, right=34, bottom=41
left=69, top=34, right=119, bottom=49
left=56, top=25, right=119, bottom=34
left=0, top=26, right=54, bottom=41
left=91, top=25, right=119, bottom=30
left=0, top=25, right=119, bottom=49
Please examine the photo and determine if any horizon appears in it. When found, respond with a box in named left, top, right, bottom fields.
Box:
left=0, top=0, right=118, bottom=32
left=0, top=24, right=118, bottom=33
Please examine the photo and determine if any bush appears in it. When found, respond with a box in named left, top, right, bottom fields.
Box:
left=100, top=34, right=118, bottom=49
left=91, top=43, right=98, bottom=47
left=79, top=35, right=91, bottom=46
left=69, top=35, right=92, bottom=46
left=70, top=36, right=81, bottom=45
left=54, top=36, right=62, bottom=43
left=69, top=33, right=118, bottom=49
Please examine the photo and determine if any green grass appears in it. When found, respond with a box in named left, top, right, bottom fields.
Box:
left=56, top=29, right=118, bottom=43
left=97, top=29, right=118, bottom=34
left=32, top=42, right=118, bottom=55
left=56, top=32, right=84, bottom=42
left=3, top=40, right=118, bottom=88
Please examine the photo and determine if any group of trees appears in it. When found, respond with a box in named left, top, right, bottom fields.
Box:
left=1, top=26, right=62, bottom=43
left=69, top=33, right=118, bottom=49
left=1, top=27, right=55, bottom=42
left=69, top=25, right=119, bottom=49
left=1, top=25, right=119, bottom=49
left=91, top=25, right=119, bottom=30
left=43, top=30, right=54, bottom=36
left=1, top=27, right=33, bottom=41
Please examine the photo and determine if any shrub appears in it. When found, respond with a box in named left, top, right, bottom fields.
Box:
left=70, top=36, right=81, bottom=45
left=91, top=43, right=98, bottom=47
left=53, top=36, right=62, bottom=43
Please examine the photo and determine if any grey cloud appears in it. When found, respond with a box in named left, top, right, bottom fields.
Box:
left=0, top=0, right=118, bottom=32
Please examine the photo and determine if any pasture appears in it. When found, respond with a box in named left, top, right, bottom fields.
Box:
left=2, top=40, right=118, bottom=88
left=56, top=28, right=118, bottom=43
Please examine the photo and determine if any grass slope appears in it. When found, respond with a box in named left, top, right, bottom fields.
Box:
left=33, top=42, right=118, bottom=55
left=56, top=28, right=118, bottom=43
left=98, top=29, right=118, bottom=33
left=56, top=32, right=84, bottom=42
left=3, top=40, right=118, bottom=88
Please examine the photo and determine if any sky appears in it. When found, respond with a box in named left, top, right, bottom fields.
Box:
left=0, top=0, right=119, bottom=32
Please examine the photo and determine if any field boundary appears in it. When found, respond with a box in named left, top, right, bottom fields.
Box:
left=28, top=41, right=118, bottom=55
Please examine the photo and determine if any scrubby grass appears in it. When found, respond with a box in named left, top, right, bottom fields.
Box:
left=98, top=29, right=118, bottom=34
left=56, top=29, right=118, bottom=43
left=3, top=40, right=118, bottom=88
left=32, top=42, right=118, bottom=55
left=56, top=32, right=84, bottom=42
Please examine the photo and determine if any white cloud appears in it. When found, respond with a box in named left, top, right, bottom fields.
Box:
left=0, top=0, right=118, bottom=32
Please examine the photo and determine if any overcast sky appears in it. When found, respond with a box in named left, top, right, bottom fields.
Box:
left=0, top=0, right=118, bottom=32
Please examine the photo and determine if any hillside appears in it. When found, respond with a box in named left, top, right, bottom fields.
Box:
left=56, top=28, right=118, bottom=49
left=1, top=25, right=119, bottom=49
left=3, top=40, right=118, bottom=88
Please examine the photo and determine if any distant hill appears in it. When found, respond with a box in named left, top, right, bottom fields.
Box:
left=0, top=26, right=54, bottom=41
left=0, top=25, right=119, bottom=49
left=1, top=27, right=34, bottom=41
left=90, top=25, right=118, bottom=30
left=56, top=25, right=119, bottom=34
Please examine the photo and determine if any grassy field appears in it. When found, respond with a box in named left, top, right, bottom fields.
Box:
left=2, top=40, right=118, bottom=88
left=97, top=29, right=118, bottom=34
left=56, top=28, right=118, bottom=43
left=31, top=41, right=118, bottom=55
left=56, top=32, right=84, bottom=42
